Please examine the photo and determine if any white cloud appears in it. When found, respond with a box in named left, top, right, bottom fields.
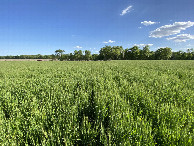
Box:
left=103, top=40, right=115, bottom=44
left=150, top=21, right=194, bottom=38
left=141, top=21, right=158, bottom=26
left=166, top=34, right=194, bottom=42
left=74, top=46, right=82, bottom=49
left=157, top=46, right=167, bottom=49
left=134, top=44, right=153, bottom=47
left=120, top=5, right=133, bottom=16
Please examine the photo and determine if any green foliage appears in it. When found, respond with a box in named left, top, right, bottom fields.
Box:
left=99, top=46, right=124, bottom=60
left=140, top=45, right=151, bottom=60
left=99, top=45, right=112, bottom=60
left=55, top=49, right=65, bottom=61
left=124, top=46, right=141, bottom=60
left=74, top=50, right=83, bottom=61
left=155, top=47, right=172, bottom=60
left=0, top=61, right=193, bottom=145
left=84, top=50, right=92, bottom=61
left=92, top=54, right=99, bottom=61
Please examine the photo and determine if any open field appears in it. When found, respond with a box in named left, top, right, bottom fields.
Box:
left=0, top=61, right=193, bottom=145
left=0, top=59, right=52, bottom=61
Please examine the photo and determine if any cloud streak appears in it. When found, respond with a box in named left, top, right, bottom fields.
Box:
left=103, top=40, right=115, bottom=44
left=134, top=44, right=153, bottom=47
left=167, top=34, right=194, bottom=42
left=120, top=5, right=133, bottom=16
left=74, top=46, right=82, bottom=49
left=141, top=21, right=158, bottom=26
left=150, top=21, right=194, bottom=38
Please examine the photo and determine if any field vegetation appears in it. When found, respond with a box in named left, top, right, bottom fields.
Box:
left=0, top=61, right=193, bottom=145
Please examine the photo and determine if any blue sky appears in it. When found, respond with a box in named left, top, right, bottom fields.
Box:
left=0, top=0, right=194, bottom=55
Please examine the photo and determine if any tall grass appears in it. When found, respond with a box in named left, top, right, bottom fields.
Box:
left=0, top=60, right=193, bottom=145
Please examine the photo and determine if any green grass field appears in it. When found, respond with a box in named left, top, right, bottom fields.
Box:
left=0, top=61, right=193, bottom=145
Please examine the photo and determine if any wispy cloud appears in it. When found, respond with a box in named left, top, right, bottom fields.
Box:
left=141, top=21, right=159, bottom=26
left=134, top=44, right=153, bottom=47
left=74, top=46, right=82, bottom=49
left=150, top=21, right=194, bottom=38
left=167, top=34, right=194, bottom=42
left=120, top=5, right=133, bottom=16
left=103, top=40, right=115, bottom=44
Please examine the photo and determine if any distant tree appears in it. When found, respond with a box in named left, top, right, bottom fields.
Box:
left=2, top=45, right=193, bottom=61
left=44, top=55, right=52, bottom=59
left=131, top=46, right=140, bottom=60
left=92, top=54, right=99, bottom=61
left=51, top=54, right=56, bottom=60
left=155, top=47, right=172, bottom=60
left=0, top=56, right=5, bottom=59
left=14, top=55, right=20, bottom=59
left=55, top=49, right=65, bottom=60
left=124, top=48, right=130, bottom=60
left=191, top=48, right=194, bottom=60
left=5, top=55, right=12, bottom=59
left=186, top=48, right=193, bottom=60
left=171, top=51, right=184, bottom=60
left=99, top=46, right=124, bottom=60
left=74, top=50, right=78, bottom=60
left=84, top=50, right=92, bottom=61
left=78, top=50, right=83, bottom=60
left=182, top=52, right=188, bottom=60
left=61, top=54, right=70, bottom=60
left=111, top=46, right=124, bottom=60
left=148, top=51, right=155, bottom=60
left=125, top=46, right=140, bottom=60
left=99, top=46, right=112, bottom=60
left=69, top=53, right=74, bottom=61
left=140, top=45, right=151, bottom=60
left=74, top=50, right=83, bottom=60
left=37, top=54, right=43, bottom=59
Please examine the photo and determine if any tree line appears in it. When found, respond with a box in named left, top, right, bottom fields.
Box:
left=0, top=45, right=193, bottom=60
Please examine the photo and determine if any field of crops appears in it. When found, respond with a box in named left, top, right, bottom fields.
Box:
left=0, top=61, right=193, bottom=145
